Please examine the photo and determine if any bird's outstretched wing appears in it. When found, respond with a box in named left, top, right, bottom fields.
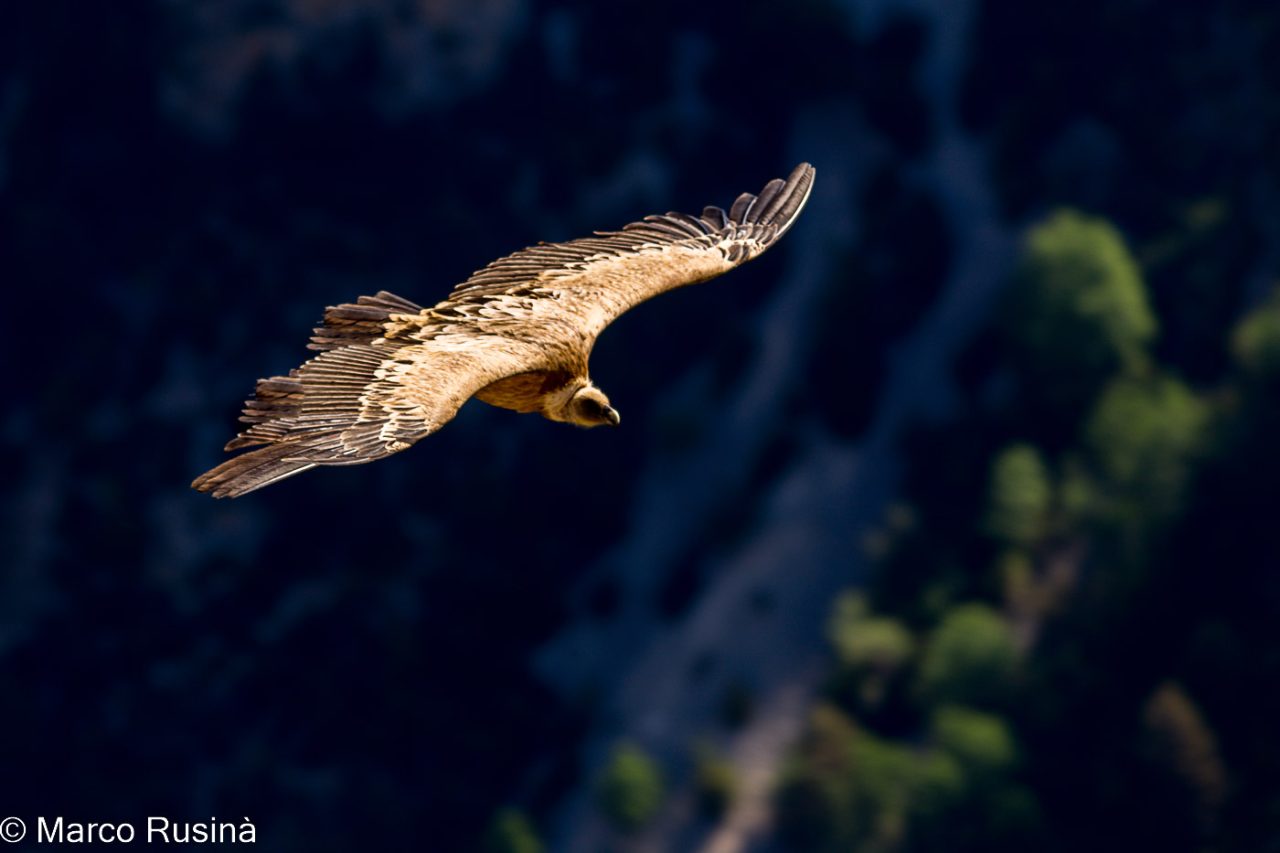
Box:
left=192, top=292, right=543, bottom=498
left=435, top=162, right=815, bottom=344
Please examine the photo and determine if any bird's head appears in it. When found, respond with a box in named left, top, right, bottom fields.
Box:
left=562, top=384, right=621, bottom=428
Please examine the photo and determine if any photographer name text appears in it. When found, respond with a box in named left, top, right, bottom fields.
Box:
left=0, top=816, right=255, bottom=845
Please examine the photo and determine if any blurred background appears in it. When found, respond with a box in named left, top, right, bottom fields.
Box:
left=2, top=1, right=1279, bottom=850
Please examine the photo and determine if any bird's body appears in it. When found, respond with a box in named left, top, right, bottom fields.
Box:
left=193, top=163, right=815, bottom=497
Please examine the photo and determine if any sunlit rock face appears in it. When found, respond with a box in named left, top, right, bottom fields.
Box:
left=159, top=0, right=528, bottom=137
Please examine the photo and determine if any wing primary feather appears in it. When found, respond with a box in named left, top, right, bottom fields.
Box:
left=360, top=291, right=423, bottom=313
left=754, top=162, right=815, bottom=231
left=308, top=290, right=424, bottom=352
left=746, top=178, right=786, bottom=223
left=441, top=163, right=814, bottom=308
left=664, top=211, right=712, bottom=233
left=191, top=443, right=319, bottom=498
left=728, top=192, right=756, bottom=223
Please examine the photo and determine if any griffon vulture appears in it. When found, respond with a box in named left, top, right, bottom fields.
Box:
left=193, top=163, right=815, bottom=497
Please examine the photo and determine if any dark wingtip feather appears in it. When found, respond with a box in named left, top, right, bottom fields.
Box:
left=752, top=162, right=815, bottom=231
left=745, top=178, right=786, bottom=223
left=192, top=443, right=316, bottom=498
left=728, top=192, right=756, bottom=223
left=307, top=291, right=424, bottom=352
left=701, top=205, right=728, bottom=229
left=724, top=163, right=815, bottom=239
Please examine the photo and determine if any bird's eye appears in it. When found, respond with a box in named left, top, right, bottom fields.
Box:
left=581, top=398, right=602, bottom=416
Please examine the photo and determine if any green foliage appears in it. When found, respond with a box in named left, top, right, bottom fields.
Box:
left=1004, top=209, right=1156, bottom=408
left=776, top=705, right=860, bottom=850
left=997, top=550, right=1036, bottom=615
left=829, top=592, right=916, bottom=672
left=1056, top=456, right=1099, bottom=526
left=1231, top=286, right=1280, bottom=375
left=828, top=591, right=916, bottom=712
left=985, top=444, right=1053, bottom=546
left=483, top=809, right=543, bottom=853
left=931, top=705, right=1018, bottom=781
left=848, top=729, right=961, bottom=842
left=776, top=704, right=965, bottom=852
left=909, top=749, right=968, bottom=823
left=692, top=743, right=737, bottom=819
left=917, top=604, right=1019, bottom=709
left=1084, top=374, right=1209, bottom=515
left=596, top=743, right=664, bottom=832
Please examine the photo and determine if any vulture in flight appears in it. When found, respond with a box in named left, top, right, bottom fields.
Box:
left=193, top=162, right=815, bottom=497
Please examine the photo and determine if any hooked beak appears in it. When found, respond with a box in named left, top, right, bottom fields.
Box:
left=604, top=406, right=621, bottom=427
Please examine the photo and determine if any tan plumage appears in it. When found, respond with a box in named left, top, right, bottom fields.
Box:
left=193, top=162, right=815, bottom=497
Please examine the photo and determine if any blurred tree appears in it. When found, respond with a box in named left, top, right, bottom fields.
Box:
left=776, top=704, right=860, bottom=851
left=930, top=705, right=1018, bottom=783
left=1003, top=209, right=1156, bottom=418
left=984, top=444, right=1052, bottom=546
left=692, top=742, right=737, bottom=819
left=917, top=604, right=1019, bottom=709
left=483, top=809, right=543, bottom=853
left=596, top=743, right=664, bottom=832
left=776, top=703, right=967, bottom=852
left=1141, top=682, right=1227, bottom=832
left=828, top=591, right=916, bottom=711
left=1230, top=285, right=1280, bottom=376
left=915, top=705, right=1040, bottom=852
left=846, top=732, right=949, bottom=847
left=1084, top=374, right=1208, bottom=518
left=998, top=550, right=1037, bottom=622
left=1055, top=455, right=1098, bottom=527
left=908, top=749, right=967, bottom=828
